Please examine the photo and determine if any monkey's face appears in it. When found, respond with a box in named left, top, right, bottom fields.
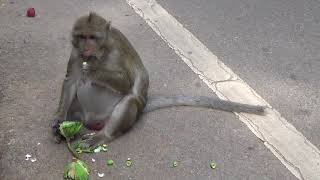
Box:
left=72, top=32, right=106, bottom=58
left=72, top=12, right=109, bottom=59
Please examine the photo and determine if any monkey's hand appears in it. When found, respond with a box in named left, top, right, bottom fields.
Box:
left=51, top=116, right=65, bottom=143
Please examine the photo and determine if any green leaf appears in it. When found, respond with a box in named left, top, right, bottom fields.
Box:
left=64, top=158, right=89, bottom=180
left=59, top=121, right=83, bottom=138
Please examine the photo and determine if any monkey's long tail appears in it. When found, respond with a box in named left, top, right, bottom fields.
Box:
left=143, top=95, right=266, bottom=115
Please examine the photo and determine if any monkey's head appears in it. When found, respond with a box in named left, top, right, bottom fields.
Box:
left=72, top=12, right=111, bottom=58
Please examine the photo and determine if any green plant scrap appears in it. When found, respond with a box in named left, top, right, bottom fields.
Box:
left=64, top=158, right=89, bottom=180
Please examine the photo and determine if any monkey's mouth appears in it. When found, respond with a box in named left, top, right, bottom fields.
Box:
left=82, top=50, right=92, bottom=58
left=85, top=121, right=105, bottom=130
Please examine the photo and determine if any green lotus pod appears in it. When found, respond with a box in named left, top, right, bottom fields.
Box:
left=63, top=158, right=89, bottom=180
left=59, top=121, right=83, bottom=138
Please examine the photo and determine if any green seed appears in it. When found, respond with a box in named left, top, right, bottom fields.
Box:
left=107, top=159, right=114, bottom=166
left=172, top=160, right=178, bottom=167
left=210, top=162, right=217, bottom=169
left=126, top=160, right=132, bottom=167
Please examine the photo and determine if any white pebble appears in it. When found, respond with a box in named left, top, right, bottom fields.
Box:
left=98, top=173, right=105, bottom=178
left=30, top=158, right=37, bottom=162
left=92, top=158, right=96, bottom=162
left=25, top=154, right=32, bottom=160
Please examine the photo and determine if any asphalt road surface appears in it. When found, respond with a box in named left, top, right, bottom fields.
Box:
left=0, top=0, right=319, bottom=179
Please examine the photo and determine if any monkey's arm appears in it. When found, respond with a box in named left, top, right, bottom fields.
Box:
left=52, top=56, right=79, bottom=143
left=55, top=57, right=78, bottom=119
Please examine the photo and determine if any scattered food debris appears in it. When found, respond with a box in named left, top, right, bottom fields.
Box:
left=30, top=158, right=37, bottom=162
left=26, top=7, right=36, bottom=17
left=126, top=158, right=132, bottom=167
left=98, top=172, right=105, bottom=178
left=92, top=144, right=108, bottom=153
left=64, top=158, right=89, bottom=180
left=210, top=161, right=217, bottom=169
left=172, top=160, right=178, bottom=167
left=25, top=154, right=31, bottom=160
left=106, top=159, right=114, bottom=166
left=93, top=148, right=101, bottom=153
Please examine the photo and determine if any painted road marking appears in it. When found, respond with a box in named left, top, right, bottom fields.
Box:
left=126, top=0, right=320, bottom=179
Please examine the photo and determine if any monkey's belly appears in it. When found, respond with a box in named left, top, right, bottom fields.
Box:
left=76, top=81, right=123, bottom=129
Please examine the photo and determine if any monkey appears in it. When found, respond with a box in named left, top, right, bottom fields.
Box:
left=51, top=12, right=266, bottom=148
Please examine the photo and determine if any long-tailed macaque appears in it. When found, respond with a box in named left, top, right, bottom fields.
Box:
left=51, top=12, right=266, bottom=148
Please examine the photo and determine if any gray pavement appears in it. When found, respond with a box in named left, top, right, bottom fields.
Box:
left=0, top=0, right=308, bottom=179
left=158, top=0, right=320, bottom=150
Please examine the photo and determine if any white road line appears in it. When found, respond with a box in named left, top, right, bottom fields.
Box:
left=126, top=0, right=320, bottom=179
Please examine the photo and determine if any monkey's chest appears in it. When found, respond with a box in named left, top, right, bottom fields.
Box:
left=76, top=80, right=123, bottom=120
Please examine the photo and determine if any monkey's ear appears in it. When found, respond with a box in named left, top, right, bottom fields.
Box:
left=88, top=12, right=97, bottom=23
left=106, top=21, right=112, bottom=37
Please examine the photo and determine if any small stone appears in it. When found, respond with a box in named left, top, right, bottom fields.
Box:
left=92, top=158, right=96, bottom=162
left=37, top=142, right=41, bottom=145
left=30, top=158, right=37, bottom=162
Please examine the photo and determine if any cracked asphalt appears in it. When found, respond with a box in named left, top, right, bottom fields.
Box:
left=0, top=0, right=318, bottom=179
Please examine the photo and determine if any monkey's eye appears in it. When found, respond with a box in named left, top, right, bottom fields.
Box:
left=89, top=35, right=96, bottom=40
left=79, top=35, right=86, bottom=39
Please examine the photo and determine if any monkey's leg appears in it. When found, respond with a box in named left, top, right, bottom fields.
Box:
left=81, top=95, right=138, bottom=147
